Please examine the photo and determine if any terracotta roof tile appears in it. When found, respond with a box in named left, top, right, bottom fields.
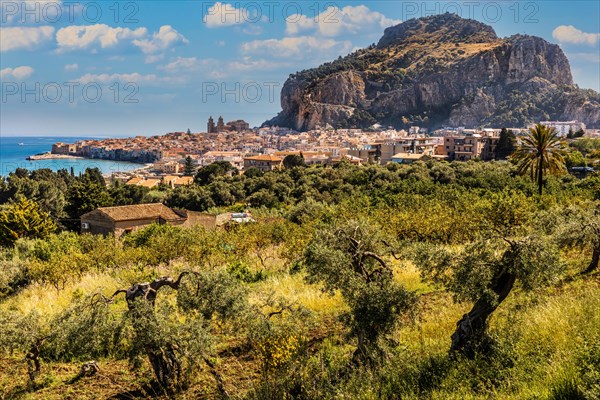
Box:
left=85, top=203, right=184, bottom=222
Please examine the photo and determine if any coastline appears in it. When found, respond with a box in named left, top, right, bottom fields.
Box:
left=27, top=152, right=85, bottom=161
left=22, top=150, right=151, bottom=178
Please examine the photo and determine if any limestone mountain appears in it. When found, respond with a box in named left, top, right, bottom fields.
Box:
left=266, top=13, right=600, bottom=131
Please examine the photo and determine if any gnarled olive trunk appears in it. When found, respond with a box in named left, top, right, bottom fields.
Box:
left=113, top=276, right=188, bottom=391
left=583, top=244, right=600, bottom=274
left=111, top=273, right=229, bottom=396
left=450, top=270, right=516, bottom=358
left=25, top=337, right=47, bottom=388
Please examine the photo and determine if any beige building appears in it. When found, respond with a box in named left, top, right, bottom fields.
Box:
left=80, top=204, right=245, bottom=237
left=153, top=160, right=181, bottom=174
left=441, top=134, right=499, bottom=161
left=348, top=137, right=437, bottom=164
left=243, top=155, right=283, bottom=171
left=80, top=204, right=188, bottom=236
left=226, top=120, right=250, bottom=132
left=391, top=153, right=433, bottom=164
left=51, top=143, right=78, bottom=155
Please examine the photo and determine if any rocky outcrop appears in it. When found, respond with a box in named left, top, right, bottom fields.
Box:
left=377, top=13, right=497, bottom=47
left=266, top=13, right=600, bottom=130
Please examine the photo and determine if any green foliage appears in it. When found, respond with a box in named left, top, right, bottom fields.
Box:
left=109, top=181, right=150, bottom=206
left=304, top=219, right=417, bottom=363
left=194, top=161, right=236, bottom=185
left=44, top=293, right=124, bottom=361
left=183, top=156, right=197, bottom=176
left=0, top=168, right=70, bottom=220
left=495, top=128, right=517, bottom=160
left=227, top=260, right=265, bottom=283
left=65, top=169, right=112, bottom=218
left=2, top=154, right=600, bottom=398
left=0, top=309, right=45, bottom=355
left=416, top=232, right=562, bottom=305
left=28, top=232, right=88, bottom=290
left=565, top=150, right=587, bottom=168
left=570, top=138, right=600, bottom=156
left=0, top=196, right=56, bottom=247
left=177, top=270, right=247, bottom=320
left=513, top=124, right=566, bottom=195
left=0, top=254, right=29, bottom=298
left=282, top=154, right=305, bottom=169
left=164, top=185, right=215, bottom=211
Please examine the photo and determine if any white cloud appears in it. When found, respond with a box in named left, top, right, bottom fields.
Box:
left=553, top=25, right=600, bottom=46
left=159, top=57, right=205, bottom=73
left=158, top=56, right=291, bottom=79
left=64, top=63, right=79, bottom=71
left=286, top=5, right=400, bottom=37
left=0, top=26, right=55, bottom=52
left=132, top=25, right=188, bottom=54
left=56, top=24, right=188, bottom=62
left=236, top=5, right=398, bottom=66
left=75, top=72, right=186, bottom=86
left=242, top=36, right=352, bottom=59
left=76, top=72, right=159, bottom=84
left=0, top=66, right=34, bottom=80
left=203, top=2, right=259, bottom=27
left=227, top=57, right=292, bottom=72
left=143, top=54, right=163, bottom=63
left=241, top=25, right=263, bottom=36
left=56, top=24, right=147, bottom=51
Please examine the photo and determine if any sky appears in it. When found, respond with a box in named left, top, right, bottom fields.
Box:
left=0, top=0, right=599, bottom=137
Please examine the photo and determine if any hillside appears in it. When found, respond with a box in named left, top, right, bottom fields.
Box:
left=266, top=13, right=600, bottom=130
left=1, top=161, right=600, bottom=399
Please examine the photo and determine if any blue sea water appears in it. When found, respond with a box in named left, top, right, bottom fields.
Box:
left=0, top=136, right=145, bottom=176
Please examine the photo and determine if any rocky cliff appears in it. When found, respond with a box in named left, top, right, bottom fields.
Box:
left=266, top=13, right=600, bottom=130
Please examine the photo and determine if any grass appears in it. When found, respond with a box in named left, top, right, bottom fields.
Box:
left=1, top=245, right=599, bottom=399
left=250, top=272, right=345, bottom=315
left=0, top=273, right=120, bottom=317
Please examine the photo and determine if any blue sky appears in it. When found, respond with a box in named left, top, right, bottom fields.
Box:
left=1, top=0, right=599, bottom=136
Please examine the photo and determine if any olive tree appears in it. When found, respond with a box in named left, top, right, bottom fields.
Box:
left=413, top=191, right=564, bottom=358
left=303, top=220, right=417, bottom=364
left=0, top=293, right=118, bottom=389
left=416, top=234, right=562, bottom=358
left=0, top=310, right=48, bottom=387
left=557, top=201, right=600, bottom=274
left=110, top=270, right=246, bottom=394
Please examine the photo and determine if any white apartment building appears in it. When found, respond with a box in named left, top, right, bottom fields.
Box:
left=540, top=121, right=586, bottom=137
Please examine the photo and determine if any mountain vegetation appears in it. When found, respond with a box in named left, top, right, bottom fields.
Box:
left=266, top=13, right=600, bottom=131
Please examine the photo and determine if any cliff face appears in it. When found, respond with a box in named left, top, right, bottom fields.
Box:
left=266, top=13, right=599, bottom=130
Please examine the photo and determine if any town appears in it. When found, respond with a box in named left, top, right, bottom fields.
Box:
left=47, top=117, right=595, bottom=188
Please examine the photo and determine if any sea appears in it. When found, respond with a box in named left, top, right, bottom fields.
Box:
left=0, top=136, right=145, bottom=177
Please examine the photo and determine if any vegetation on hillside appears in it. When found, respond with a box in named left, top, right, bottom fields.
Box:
left=0, top=158, right=599, bottom=398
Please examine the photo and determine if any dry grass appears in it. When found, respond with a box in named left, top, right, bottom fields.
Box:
left=0, top=357, right=146, bottom=400
left=2, top=248, right=599, bottom=399
left=0, top=273, right=120, bottom=317
left=249, top=272, right=345, bottom=316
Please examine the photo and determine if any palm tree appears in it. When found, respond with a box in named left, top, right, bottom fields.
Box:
left=512, top=124, right=565, bottom=195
